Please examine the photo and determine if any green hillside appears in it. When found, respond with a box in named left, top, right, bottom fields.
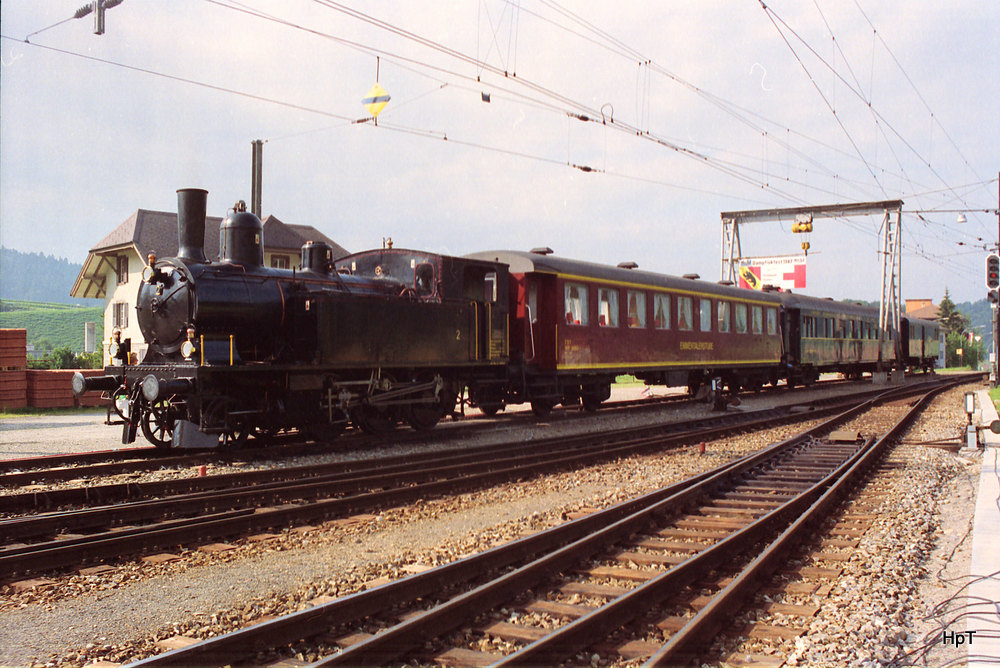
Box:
left=0, top=300, right=104, bottom=353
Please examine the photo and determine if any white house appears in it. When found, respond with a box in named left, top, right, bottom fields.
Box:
left=71, top=209, right=348, bottom=364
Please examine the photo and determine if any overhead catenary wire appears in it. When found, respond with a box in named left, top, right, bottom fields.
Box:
left=9, top=1, right=991, bottom=287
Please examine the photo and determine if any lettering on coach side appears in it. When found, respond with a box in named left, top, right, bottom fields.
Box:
left=679, top=341, right=713, bottom=351
left=941, top=630, right=976, bottom=646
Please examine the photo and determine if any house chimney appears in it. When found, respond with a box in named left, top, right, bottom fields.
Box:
left=176, top=188, right=209, bottom=263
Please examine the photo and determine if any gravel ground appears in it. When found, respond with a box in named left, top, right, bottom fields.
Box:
left=778, top=384, right=980, bottom=667
left=0, top=375, right=980, bottom=666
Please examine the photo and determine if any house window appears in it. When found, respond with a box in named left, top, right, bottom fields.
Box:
left=116, top=255, right=128, bottom=285
left=270, top=255, right=290, bottom=269
left=752, top=306, right=763, bottom=334
left=564, top=282, right=588, bottom=325
left=112, top=302, right=129, bottom=329
left=626, top=290, right=646, bottom=328
left=677, top=296, right=693, bottom=331
left=734, top=303, right=748, bottom=334
left=698, top=299, right=712, bottom=332
left=597, top=287, right=619, bottom=327
left=717, top=301, right=730, bottom=333
left=653, top=294, right=670, bottom=329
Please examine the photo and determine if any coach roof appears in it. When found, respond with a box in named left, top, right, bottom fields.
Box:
left=465, top=250, right=784, bottom=303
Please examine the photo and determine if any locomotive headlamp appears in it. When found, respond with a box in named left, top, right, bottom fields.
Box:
left=109, top=341, right=121, bottom=358
left=141, top=374, right=161, bottom=402
left=181, top=327, right=197, bottom=359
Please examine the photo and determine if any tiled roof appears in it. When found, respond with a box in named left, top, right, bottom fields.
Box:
left=262, top=216, right=349, bottom=259
left=90, top=209, right=225, bottom=258
left=73, top=209, right=349, bottom=298
left=907, top=304, right=940, bottom=321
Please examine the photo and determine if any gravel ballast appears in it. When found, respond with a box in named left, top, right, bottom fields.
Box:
left=0, top=377, right=982, bottom=666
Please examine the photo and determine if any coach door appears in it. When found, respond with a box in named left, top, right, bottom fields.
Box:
left=522, top=274, right=556, bottom=370
left=783, top=307, right=800, bottom=365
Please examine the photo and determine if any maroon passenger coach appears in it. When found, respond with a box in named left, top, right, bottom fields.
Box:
left=466, top=249, right=786, bottom=415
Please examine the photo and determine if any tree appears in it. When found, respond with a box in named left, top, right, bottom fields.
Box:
left=938, top=288, right=968, bottom=335
left=946, top=331, right=985, bottom=369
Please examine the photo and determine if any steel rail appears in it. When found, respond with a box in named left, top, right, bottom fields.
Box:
left=127, top=380, right=933, bottom=667
left=0, top=378, right=948, bottom=514
left=300, top=380, right=960, bottom=666
left=2, top=372, right=951, bottom=482
left=0, top=394, right=853, bottom=578
left=644, top=383, right=948, bottom=666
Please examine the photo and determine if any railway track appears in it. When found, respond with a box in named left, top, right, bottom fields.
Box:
left=0, top=379, right=951, bottom=581
left=0, top=374, right=869, bottom=485
left=115, top=378, right=957, bottom=666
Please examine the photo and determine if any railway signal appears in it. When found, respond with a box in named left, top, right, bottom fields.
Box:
left=987, top=254, right=1000, bottom=290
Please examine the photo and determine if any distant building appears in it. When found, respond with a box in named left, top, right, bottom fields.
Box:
left=904, top=298, right=940, bottom=321
left=70, top=209, right=349, bottom=364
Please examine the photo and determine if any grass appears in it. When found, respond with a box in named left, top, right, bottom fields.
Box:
left=988, top=387, right=1000, bottom=411
left=0, top=299, right=104, bottom=353
left=0, top=406, right=105, bottom=420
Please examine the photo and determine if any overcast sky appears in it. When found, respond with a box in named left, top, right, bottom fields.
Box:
left=1, top=1, right=997, bottom=304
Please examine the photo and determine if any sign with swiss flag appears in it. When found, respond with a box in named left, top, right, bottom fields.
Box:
left=737, top=255, right=807, bottom=291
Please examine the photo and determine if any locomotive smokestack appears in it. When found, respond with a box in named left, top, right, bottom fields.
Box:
left=176, top=188, right=209, bottom=263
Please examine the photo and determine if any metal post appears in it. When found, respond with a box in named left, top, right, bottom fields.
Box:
left=995, top=171, right=1000, bottom=385
left=251, top=139, right=263, bottom=218
left=93, top=1, right=105, bottom=35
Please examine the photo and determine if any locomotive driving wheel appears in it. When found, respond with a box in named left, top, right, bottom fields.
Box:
left=353, top=375, right=400, bottom=435
left=140, top=400, right=176, bottom=449
left=407, top=379, right=457, bottom=431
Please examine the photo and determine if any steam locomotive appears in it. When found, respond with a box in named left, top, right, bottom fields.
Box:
left=74, top=188, right=940, bottom=448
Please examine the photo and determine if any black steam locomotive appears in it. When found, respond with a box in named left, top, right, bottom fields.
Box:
left=74, top=188, right=510, bottom=447
left=75, top=188, right=939, bottom=448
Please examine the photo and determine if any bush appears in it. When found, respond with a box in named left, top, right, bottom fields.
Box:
left=26, top=347, right=102, bottom=369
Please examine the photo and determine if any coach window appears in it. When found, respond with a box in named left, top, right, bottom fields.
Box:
left=734, top=303, right=748, bottom=334
left=698, top=299, right=712, bottom=332
left=752, top=306, right=763, bottom=335
left=565, top=282, right=589, bottom=325
left=627, top=290, right=646, bottom=328
left=653, top=294, right=671, bottom=329
left=677, top=296, right=693, bottom=331
left=598, top=288, right=619, bottom=327
left=717, top=301, right=730, bottom=333
left=767, top=308, right=777, bottom=336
